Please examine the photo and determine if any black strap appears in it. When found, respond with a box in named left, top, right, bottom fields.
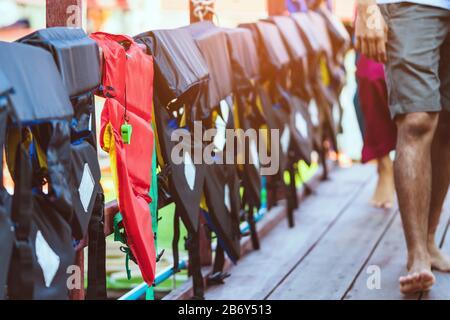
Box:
left=172, top=206, right=181, bottom=272
left=247, top=205, right=260, bottom=250
left=89, top=94, right=99, bottom=149
left=0, top=106, right=7, bottom=183
left=266, top=175, right=279, bottom=210
left=275, top=82, right=294, bottom=114
left=186, top=230, right=204, bottom=300
left=320, top=142, right=329, bottom=181
left=212, top=246, right=225, bottom=274
left=313, top=84, right=337, bottom=150
left=206, top=245, right=230, bottom=286
left=286, top=165, right=297, bottom=228
left=44, top=121, right=72, bottom=216
left=291, top=163, right=299, bottom=209
left=249, top=88, right=267, bottom=127
left=8, top=142, right=34, bottom=300
left=86, top=191, right=107, bottom=300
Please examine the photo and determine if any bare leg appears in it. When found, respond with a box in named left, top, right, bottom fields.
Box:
left=395, top=112, right=439, bottom=294
left=428, top=111, right=450, bottom=272
left=371, top=155, right=395, bottom=209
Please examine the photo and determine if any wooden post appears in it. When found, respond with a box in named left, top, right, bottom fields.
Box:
left=46, top=0, right=84, bottom=300
left=189, top=0, right=215, bottom=23
left=267, top=0, right=287, bottom=15
left=188, top=0, right=214, bottom=267
left=46, top=0, right=82, bottom=28
left=68, top=250, right=85, bottom=300
left=199, top=215, right=213, bottom=266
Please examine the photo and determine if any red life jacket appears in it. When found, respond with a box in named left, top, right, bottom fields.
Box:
left=90, top=32, right=156, bottom=285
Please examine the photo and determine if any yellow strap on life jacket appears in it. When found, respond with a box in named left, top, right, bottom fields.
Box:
left=5, top=127, right=20, bottom=177
left=255, top=94, right=265, bottom=119
left=102, top=122, right=120, bottom=203
left=200, top=192, right=208, bottom=212
left=179, top=106, right=187, bottom=128
left=5, top=128, right=36, bottom=178
left=320, top=57, right=331, bottom=87
left=232, top=96, right=241, bottom=130
left=33, top=135, right=48, bottom=172
left=232, top=97, right=245, bottom=172
left=152, top=103, right=165, bottom=168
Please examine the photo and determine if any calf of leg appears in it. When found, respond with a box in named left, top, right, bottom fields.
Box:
left=394, top=112, right=439, bottom=266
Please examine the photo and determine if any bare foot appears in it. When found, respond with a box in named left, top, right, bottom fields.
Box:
left=400, top=259, right=435, bottom=294
left=429, top=243, right=450, bottom=272
left=370, top=156, right=395, bottom=209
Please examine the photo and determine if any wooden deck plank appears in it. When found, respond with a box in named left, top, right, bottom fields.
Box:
left=343, top=214, right=416, bottom=300
left=421, top=195, right=450, bottom=300
left=164, top=163, right=330, bottom=300
left=267, top=175, right=397, bottom=300
left=204, top=165, right=376, bottom=300
left=422, top=230, right=450, bottom=300
left=346, top=194, right=450, bottom=300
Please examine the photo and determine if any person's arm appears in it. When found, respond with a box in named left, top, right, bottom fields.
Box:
left=355, top=0, right=388, bottom=63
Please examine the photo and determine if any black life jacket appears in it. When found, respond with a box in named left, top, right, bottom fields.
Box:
left=185, top=22, right=242, bottom=264
left=292, top=12, right=339, bottom=150
left=18, top=28, right=107, bottom=299
left=270, top=16, right=316, bottom=164
left=224, top=26, right=266, bottom=207
left=135, top=28, right=209, bottom=234
left=135, top=29, right=210, bottom=298
left=310, top=9, right=349, bottom=101
left=259, top=20, right=315, bottom=166
left=315, top=7, right=351, bottom=134
left=0, top=41, right=75, bottom=300
left=18, top=27, right=103, bottom=241
left=240, top=21, right=304, bottom=173
left=0, top=71, right=14, bottom=300
left=238, top=21, right=309, bottom=226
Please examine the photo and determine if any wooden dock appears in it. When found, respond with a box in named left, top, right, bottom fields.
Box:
left=204, top=164, right=450, bottom=300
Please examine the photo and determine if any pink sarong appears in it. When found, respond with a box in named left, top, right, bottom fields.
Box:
left=356, top=55, right=397, bottom=163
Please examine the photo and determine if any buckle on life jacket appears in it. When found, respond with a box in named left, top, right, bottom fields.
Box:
left=13, top=239, right=33, bottom=266
left=9, top=239, right=34, bottom=299
left=157, top=165, right=172, bottom=207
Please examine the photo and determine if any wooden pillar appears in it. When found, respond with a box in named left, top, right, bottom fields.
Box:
left=189, top=0, right=215, bottom=23
left=46, top=0, right=84, bottom=300
left=68, top=250, right=85, bottom=300
left=199, top=215, right=213, bottom=266
left=188, top=0, right=214, bottom=266
left=46, top=0, right=82, bottom=28
left=268, top=0, right=287, bottom=15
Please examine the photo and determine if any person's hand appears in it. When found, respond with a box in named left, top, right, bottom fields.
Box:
left=355, top=0, right=388, bottom=63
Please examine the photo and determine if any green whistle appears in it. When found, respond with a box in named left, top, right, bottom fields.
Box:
left=121, top=123, right=132, bottom=145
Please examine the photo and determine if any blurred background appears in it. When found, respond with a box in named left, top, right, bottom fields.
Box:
left=0, top=1, right=355, bottom=37
left=0, top=0, right=361, bottom=157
